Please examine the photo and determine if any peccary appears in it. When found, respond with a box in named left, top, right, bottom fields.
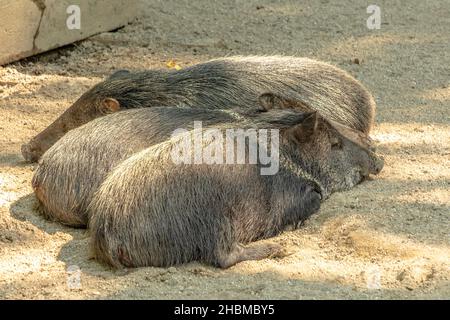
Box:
left=32, top=106, right=245, bottom=227
left=22, top=56, right=376, bottom=162
left=88, top=101, right=384, bottom=269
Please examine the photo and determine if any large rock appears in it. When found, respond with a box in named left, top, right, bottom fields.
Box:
left=0, top=0, right=138, bottom=65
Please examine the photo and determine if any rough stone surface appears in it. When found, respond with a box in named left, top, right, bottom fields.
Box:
left=0, top=0, right=138, bottom=65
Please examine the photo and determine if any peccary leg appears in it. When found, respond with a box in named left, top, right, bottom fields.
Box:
left=280, top=188, right=322, bottom=232
left=217, top=242, right=287, bottom=268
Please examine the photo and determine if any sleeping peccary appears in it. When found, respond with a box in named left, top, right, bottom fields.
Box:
left=88, top=97, right=384, bottom=269
left=32, top=106, right=245, bottom=227
left=22, top=56, right=376, bottom=162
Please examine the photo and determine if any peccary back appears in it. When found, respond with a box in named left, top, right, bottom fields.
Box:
left=23, top=56, right=376, bottom=162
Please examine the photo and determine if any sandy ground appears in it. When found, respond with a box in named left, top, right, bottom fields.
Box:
left=0, top=0, right=449, bottom=299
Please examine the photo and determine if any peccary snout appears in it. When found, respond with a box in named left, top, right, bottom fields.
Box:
left=368, top=151, right=384, bottom=175
left=21, top=142, right=41, bottom=163
left=22, top=96, right=121, bottom=163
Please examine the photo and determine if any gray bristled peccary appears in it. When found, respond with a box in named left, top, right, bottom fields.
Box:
left=22, top=56, right=376, bottom=162
left=88, top=103, right=384, bottom=269
left=32, top=106, right=246, bottom=227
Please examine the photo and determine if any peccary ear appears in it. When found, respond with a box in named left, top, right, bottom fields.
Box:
left=258, top=92, right=279, bottom=111
left=100, top=98, right=121, bottom=113
left=109, top=69, right=130, bottom=79
left=287, top=111, right=319, bottom=143
left=258, top=93, right=313, bottom=112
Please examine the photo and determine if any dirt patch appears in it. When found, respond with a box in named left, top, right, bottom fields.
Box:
left=0, top=0, right=449, bottom=299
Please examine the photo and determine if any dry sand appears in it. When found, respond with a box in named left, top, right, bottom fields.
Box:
left=0, top=0, right=449, bottom=299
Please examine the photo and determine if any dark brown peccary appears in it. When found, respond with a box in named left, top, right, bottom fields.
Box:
left=22, top=56, right=376, bottom=162
left=88, top=105, right=384, bottom=269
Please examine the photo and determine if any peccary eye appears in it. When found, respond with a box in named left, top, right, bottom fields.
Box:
left=330, top=137, right=343, bottom=149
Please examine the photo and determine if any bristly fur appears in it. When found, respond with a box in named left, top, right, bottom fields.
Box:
left=87, top=108, right=383, bottom=269
left=32, top=107, right=239, bottom=227
left=87, top=56, right=376, bottom=133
